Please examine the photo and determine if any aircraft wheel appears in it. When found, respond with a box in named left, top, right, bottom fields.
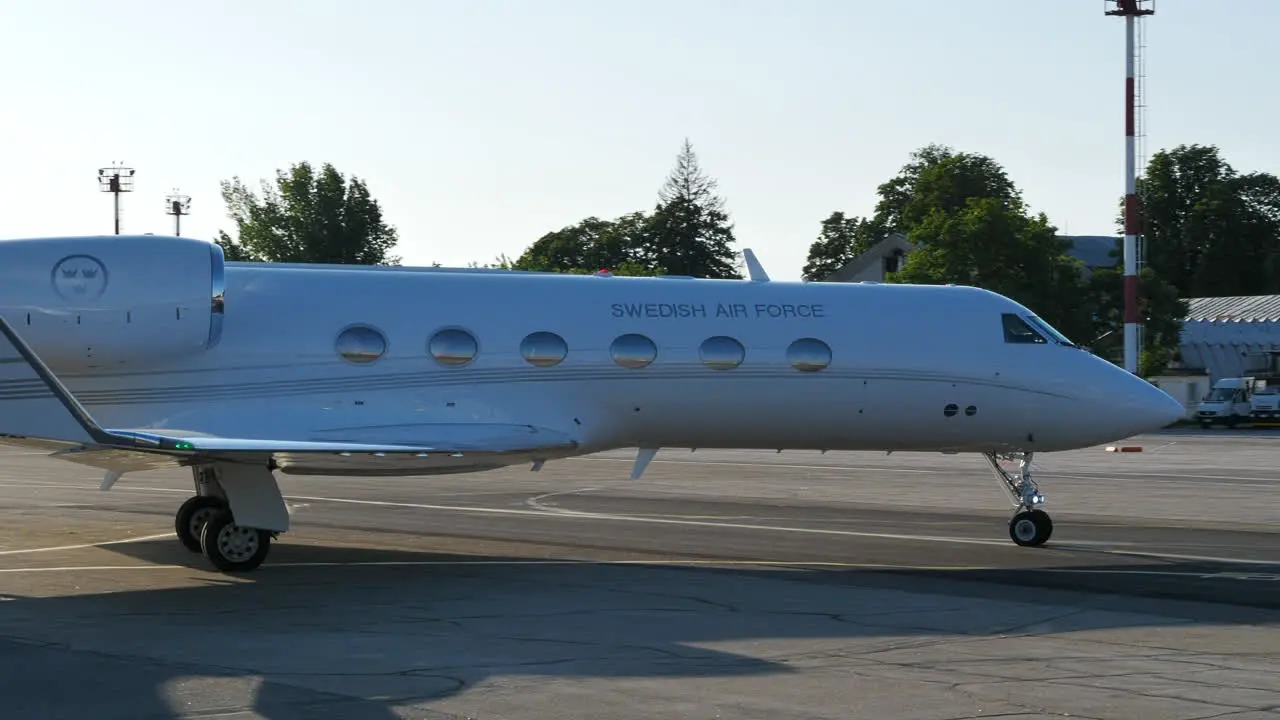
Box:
left=174, top=495, right=227, bottom=553
left=1009, top=509, right=1053, bottom=547
left=199, top=508, right=271, bottom=572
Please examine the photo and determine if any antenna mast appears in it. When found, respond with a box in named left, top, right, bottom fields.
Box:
left=97, top=163, right=135, bottom=235
left=165, top=189, right=192, bottom=236
left=1105, top=0, right=1154, bottom=375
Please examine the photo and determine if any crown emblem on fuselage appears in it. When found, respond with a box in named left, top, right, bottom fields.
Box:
left=51, top=255, right=109, bottom=300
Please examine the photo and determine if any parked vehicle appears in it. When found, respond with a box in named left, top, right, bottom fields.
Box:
left=1194, top=375, right=1280, bottom=427
left=1250, top=382, right=1280, bottom=419
left=1196, top=377, right=1253, bottom=428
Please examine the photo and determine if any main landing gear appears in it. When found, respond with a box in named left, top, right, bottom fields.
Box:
left=982, top=451, right=1053, bottom=547
left=173, top=464, right=289, bottom=572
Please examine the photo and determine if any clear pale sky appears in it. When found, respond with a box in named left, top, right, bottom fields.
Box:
left=1, top=0, right=1275, bottom=280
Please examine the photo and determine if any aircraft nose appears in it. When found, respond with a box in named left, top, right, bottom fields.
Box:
left=1117, top=374, right=1186, bottom=434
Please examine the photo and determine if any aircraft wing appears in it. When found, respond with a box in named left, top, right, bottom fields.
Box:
left=0, top=314, right=577, bottom=473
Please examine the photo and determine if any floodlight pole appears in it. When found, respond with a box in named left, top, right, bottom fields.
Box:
left=97, top=163, right=136, bottom=235
left=165, top=190, right=192, bottom=236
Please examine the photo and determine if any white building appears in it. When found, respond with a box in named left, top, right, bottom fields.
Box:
left=1177, top=295, right=1280, bottom=382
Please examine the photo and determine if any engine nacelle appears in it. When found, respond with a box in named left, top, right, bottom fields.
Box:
left=0, top=234, right=225, bottom=371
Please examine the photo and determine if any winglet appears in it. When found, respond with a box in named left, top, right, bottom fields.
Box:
left=742, top=249, right=770, bottom=282
left=631, top=446, right=658, bottom=479
left=0, top=314, right=112, bottom=447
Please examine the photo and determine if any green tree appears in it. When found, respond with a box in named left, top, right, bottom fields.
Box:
left=803, top=144, right=1024, bottom=281
left=512, top=213, right=655, bottom=274
left=213, top=230, right=258, bottom=261
left=1132, top=144, right=1280, bottom=297
left=508, top=139, right=740, bottom=279
left=871, top=143, right=1187, bottom=371
left=874, top=143, right=1021, bottom=234
left=218, top=161, right=401, bottom=265
left=642, top=139, right=742, bottom=278
left=888, top=196, right=1090, bottom=341
left=800, top=212, right=886, bottom=281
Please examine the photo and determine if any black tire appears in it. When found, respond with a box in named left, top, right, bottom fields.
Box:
left=1008, top=509, right=1053, bottom=547
left=174, top=495, right=227, bottom=553
left=199, top=508, right=271, bottom=572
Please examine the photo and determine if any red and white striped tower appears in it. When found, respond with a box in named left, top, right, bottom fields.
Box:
left=1106, top=0, right=1154, bottom=374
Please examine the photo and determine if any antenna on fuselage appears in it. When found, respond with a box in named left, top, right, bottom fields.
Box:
left=742, top=248, right=770, bottom=282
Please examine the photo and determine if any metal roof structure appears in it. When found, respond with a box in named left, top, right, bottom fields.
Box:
left=1184, top=295, right=1280, bottom=322
left=1178, top=295, right=1280, bottom=381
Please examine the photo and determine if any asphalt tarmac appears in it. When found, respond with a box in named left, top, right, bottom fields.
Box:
left=1, top=429, right=1279, bottom=719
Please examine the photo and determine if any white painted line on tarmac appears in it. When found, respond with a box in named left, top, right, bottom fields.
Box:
left=1034, top=567, right=1280, bottom=580
left=290, top=492, right=1280, bottom=568
left=5, top=479, right=1279, bottom=563
left=0, top=481, right=182, bottom=496
left=0, top=532, right=174, bottom=556
left=1044, top=472, right=1279, bottom=489
left=3, top=480, right=1279, bottom=570
left=1092, top=548, right=1280, bottom=567
left=0, top=559, right=1002, bottom=574
left=284, top=491, right=1020, bottom=547
left=524, top=487, right=599, bottom=512
left=569, top=456, right=1279, bottom=484
left=6, top=558, right=1276, bottom=583
left=0, top=564, right=184, bottom=573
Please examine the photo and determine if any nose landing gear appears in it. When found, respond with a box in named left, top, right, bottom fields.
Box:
left=983, top=451, right=1053, bottom=547
left=1009, top=508, right=1054, bottom=546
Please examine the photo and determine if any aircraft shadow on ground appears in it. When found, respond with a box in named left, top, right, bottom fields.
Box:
left=2, top=539, right=1278, bottom=720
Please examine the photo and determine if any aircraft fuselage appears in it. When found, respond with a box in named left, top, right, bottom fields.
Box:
left=0, top=235, right=1182, bottom=477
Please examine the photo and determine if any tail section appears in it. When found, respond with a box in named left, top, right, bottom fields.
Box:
left=0, top=314, right=106, bottom=446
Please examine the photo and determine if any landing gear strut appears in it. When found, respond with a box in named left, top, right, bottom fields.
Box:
left=982, top=451, right=1053, bottom=547
left=173, top=465, right=278, bottom=572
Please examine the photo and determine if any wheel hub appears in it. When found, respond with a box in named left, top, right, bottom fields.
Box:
left=216, top=523, right=260, bottom=562
left=1013, top=518, right=1038, bottom=542
left=188, top=507, right=216, bottom=539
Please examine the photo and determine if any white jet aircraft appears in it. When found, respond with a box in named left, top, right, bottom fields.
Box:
left=0, top=235, right=1184, bottom=572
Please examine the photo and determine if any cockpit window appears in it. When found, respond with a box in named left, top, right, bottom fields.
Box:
left=1002, top=313, right=1048, bottom=344
left=1025, top=315, right=1076, bottom=347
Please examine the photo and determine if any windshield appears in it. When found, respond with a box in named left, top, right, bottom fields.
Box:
left=1025, top=315, right=1076, bottom=347
left=1205, top=388, right=1236, bottom=402
left=1001, top=313, right=1077, bottom=347
left=1002, top=313, right=1047, bottom=344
